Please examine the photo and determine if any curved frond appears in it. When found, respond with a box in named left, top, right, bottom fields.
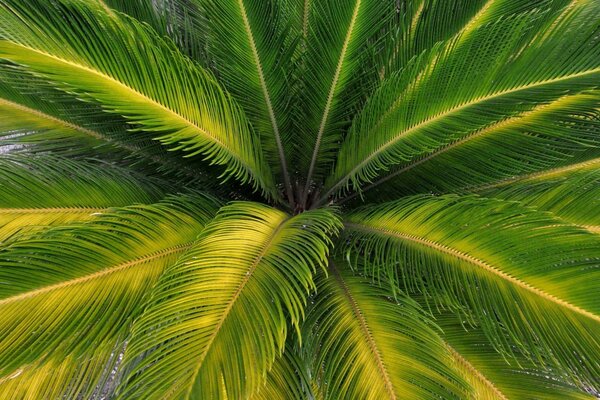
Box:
left=0, top=0, right=276, bottom=197
left=304, top=263, right=466, bottom=399
left=0, top=194, right=220, bottom=398
left=0, top=155, right=163, bottom=243
left=119, top=202, right=340, bottom=399
left=342, top=195, right=600, bottom=388
left=297, top=0, right=393, bottom=198
left=340, top=91, right=599, bottom=205
left=324, top=2, right=600, bottom=202
left=478, top=164, right=600, bottom=233
left=436, top=312, right=596, bottom=399
left=201, top=0, right=297, bottom=203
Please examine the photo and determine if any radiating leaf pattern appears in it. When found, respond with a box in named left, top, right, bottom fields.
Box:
left=0, top=0, right=598, bottom=398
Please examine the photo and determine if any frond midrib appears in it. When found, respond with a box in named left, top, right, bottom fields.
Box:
left=324, top=67, right=600, bottom=199
left=185, top=213, right=291, bottom=397
left=0, top=243, right=191, bottom=306
left=303, top=0, right=362, bottom=200
left=330, top=262, right=397, bottom=399
left=445, top=343, right=508, bottom=400
left=237, top=0, right=293, bottom=205
left=344, top=222, right=600, bottom=323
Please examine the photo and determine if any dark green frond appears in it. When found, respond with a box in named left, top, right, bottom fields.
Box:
left=199, top=0, right=297, bottom=203
left=297, top=0, right=394, bottom=198
left=342, top=195, right=600, bottom=389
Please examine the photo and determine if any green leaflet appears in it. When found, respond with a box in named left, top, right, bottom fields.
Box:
left=0, top=0, right=276, bottom=198
left=119, top=202, right=340, bottom=399
left=304, top=264, right=466, bottom=400
left=343, top=195, right=600, bottom=388
left=0, top=194, right=220, bottom=398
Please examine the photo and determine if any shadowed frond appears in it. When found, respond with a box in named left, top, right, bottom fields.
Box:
left=119, top=202, right=340, bottom=399
left=434, top=311, right=597, bottom=400
left=0, top=0, right=276, bottom=197
left=380, top=0, right=574, bottom=78
left=478, top=164, right=600, bottom=233
left=249, top=338, right=312, bottom=400
left=304, top=263, right=466, bottom=399
left=199, top=0, right=297, bottom=204
left=297, top=0, right=394, bottom=199
left=0, top=194, right=220, bottom=398
left=0, top=155, right=164, bottom=244
left=342, top=195, right=600, bottom=389
left=324, top=1, right=600, bottom=202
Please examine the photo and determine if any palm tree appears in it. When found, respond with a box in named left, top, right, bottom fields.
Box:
left=0, top=0, right=598, bottom=398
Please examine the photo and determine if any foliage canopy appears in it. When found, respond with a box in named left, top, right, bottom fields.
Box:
left=0, top=0, right=599, bottom=398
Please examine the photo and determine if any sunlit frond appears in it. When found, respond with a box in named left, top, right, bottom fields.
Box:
left=0, top=0, right=276, bottom=197
left=304, top=263, right=466, bottom=399
left=0, top=195, right=219, bottom=398
left=119, top=203, right=340, bottom=399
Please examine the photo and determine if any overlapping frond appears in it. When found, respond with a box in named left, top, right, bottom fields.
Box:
left=119, top=202, right=340, bottom=399
left=199, top=0, right=297, bottom=203
left=380, top=0, right=574, bottom=78
left=0, top=154, right=164, bottom=244
left=297, top=0, right=394, bottom=198
left=434, top=312, right=597, bottom=400
left=478, top=164, right=600, bottom=233
left=338, top=91, right=600, bottom=205
left=342, top=195, right=600, bottom=389
left=0, top=0, right=276, bottom=197
left=304, top=264, right=466, bottom=399
left=0, top=194, right=220, bottom=398
left=324, top=1, right=600, bottom=202
left=249, top=338, right=312, bottom=400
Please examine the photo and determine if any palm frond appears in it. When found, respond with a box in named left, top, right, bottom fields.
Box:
left=118, top=202, right=340, bottom=399
left=324, top=1, right=600, bottom=202
left=304, top=263, right=466, bottom=399
left=199, top=0, right=298, bottom=204
left=477, top=164, right=600, bottom=233
left=0, top=154, right=164, bottom=244
left=0, top=0, right=276, bottom=197
left=338, top=91, right=600, bottom=205
left=380, top=0, right=575, bottom=78
left=297, top=0, right=394, bottom=199
left=342, top=195, right=600, bottom=389
left=0, top=337, right=125, bottom=400
left=435, top=311, right=596, bottom=399
left=0, top=194, right=220, bottom=398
